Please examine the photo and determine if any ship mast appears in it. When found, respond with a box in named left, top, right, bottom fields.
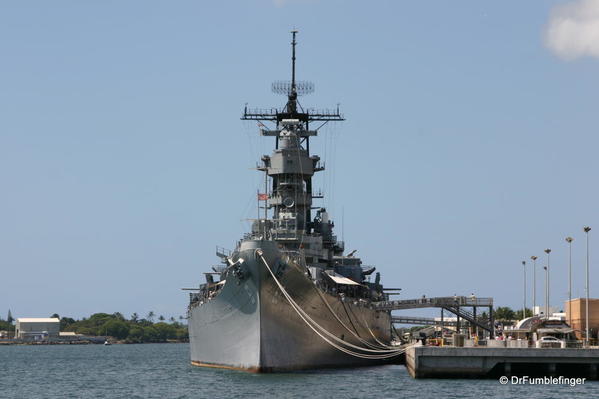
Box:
left=242, top=31, right=344, bottom=240
left=288, top=30, right=298, bottom=116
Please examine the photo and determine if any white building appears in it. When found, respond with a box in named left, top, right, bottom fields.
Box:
left=534, top=306, right=559, bottom=318
left=15, top=318, right=60, bottom=339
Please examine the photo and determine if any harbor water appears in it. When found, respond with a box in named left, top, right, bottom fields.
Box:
left=0, top=343, right=595, bottom=398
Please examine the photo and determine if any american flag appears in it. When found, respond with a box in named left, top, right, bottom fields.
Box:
left=258, top=193, right=269, bottom=201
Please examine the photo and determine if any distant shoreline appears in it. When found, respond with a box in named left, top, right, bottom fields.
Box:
left=1, top=312, right=189, bottom=344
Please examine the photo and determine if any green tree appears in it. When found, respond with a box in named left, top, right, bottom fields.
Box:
left=60, top=317, right=76, bottom=330
left=154, top=322, right=176, bottom=341
left=113, top=312, right=125, bottom=321
left=127, top=326, right=145, bottom=343
left=158, top=315, right=165, bottom=322
left=102, top=319, right=130, bottom=339
left=89, top=313, right=113, bottom=326
left=146, top=311, right=155, bottom=322
left=0, top=319, right=15, bottom=333
left=75, top=326, right=97, bottom=336
left=138, top=319, right=152, bottom=327
left=494, top=307, right=517, bottom=321
left=143, top=326, right=159, bottom=342
left=131, top=313, right=139, bottom=323
left=175, top=327, right=189, bottom=340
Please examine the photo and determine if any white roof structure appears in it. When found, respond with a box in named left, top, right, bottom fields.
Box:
left=16, top=318, right=60, bottom=323
left=326, top=273, right=361, bottom=286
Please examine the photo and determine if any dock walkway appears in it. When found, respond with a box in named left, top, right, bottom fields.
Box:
left=406, top=345, right=599, bottom=379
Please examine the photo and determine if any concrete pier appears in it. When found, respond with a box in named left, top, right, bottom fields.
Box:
left=406, top=345, right=599, bottom=379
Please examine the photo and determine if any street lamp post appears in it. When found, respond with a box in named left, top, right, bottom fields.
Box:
left=545, top=248, right=552, bottom=319
left=531, top=255, right=538, bottom=315
left=543, top=265, right=548, bottom=319
left=522, top=261, right=527, bottom=320
left=566, top=237, right=573, bottom=327
left=584, top=226, right=591, bottom=347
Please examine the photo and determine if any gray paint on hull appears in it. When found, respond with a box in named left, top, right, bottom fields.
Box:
left=189, top=239, right=395, bottom=371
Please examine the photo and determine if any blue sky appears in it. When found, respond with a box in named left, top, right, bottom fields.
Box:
left=1, top=0, right=598, bottom=321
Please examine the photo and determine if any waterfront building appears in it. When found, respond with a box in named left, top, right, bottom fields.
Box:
left=565, top=298, right=599, bottom=340
left=15, top=318, right=60, bottom=340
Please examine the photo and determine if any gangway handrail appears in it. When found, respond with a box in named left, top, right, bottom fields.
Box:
left=392, top=316, right=459, bottom=327
left=372, top=296, right=493, bottom=311
left=376, top=295, right=495, bottom=336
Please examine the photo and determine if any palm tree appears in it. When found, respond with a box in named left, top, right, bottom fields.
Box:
left=169, top=316, right=176, bottom=323
left=131, top=313, right=139, bottom=323
left=113, top=312, right=124, bottom=320
left=146, top=311, right=155, bottom=322
left=158, top=315, right=165, bottom=322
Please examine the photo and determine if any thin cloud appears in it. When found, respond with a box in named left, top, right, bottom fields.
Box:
left=545, top=0, right=599, bottom=60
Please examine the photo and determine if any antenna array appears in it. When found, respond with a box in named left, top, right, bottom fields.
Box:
left=272, top=80, right=315, bottom=96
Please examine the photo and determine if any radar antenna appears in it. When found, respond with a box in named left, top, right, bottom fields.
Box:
left=272, top=80, right=314, bottom=97
left=242, top=30, right=344, bottom=124
left=271, top=30, right=315, bottom=98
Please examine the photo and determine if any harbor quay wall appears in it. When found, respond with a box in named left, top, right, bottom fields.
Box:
left=405, top=346, right=599, bottom=379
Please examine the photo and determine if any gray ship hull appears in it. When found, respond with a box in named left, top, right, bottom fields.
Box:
left=189, top=240, right=394, bottom=372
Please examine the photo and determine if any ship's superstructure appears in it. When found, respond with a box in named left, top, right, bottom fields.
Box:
left=187, top=31, right=405, bottom=372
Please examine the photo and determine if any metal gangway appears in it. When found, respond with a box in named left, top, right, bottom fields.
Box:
left=391, top=315, right=458, bottom=327
left=375, top=296, right=495, bottom=337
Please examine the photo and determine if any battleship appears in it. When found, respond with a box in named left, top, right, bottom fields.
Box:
left=187, top=31, right=405, bottom=372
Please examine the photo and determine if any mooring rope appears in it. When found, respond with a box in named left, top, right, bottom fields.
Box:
left=340, top=297, right=398, bottom=350
left=287, top=257, right=394, bottom=350
left=359, top=311, right=394, bottom=349
left=257, top=249, right=407, bottom=359
left=314, top=286, right=391, bottom=350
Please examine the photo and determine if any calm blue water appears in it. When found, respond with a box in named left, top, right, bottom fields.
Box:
left=0, top=343, right=595, bottom=398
